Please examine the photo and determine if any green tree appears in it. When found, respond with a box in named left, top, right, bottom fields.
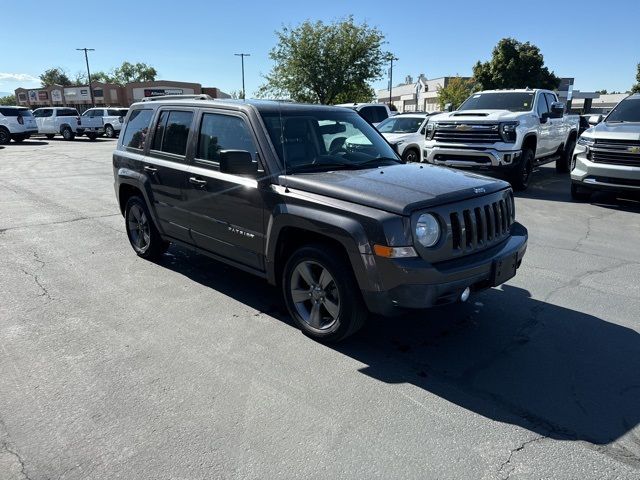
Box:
left=39, top=67, right=72, bottom=86
left=631, top=63, right=640, bottom=94
left=91, top=71, right=117, bottom=84
left=112, top=62, right=157, bottom=84
left=0, top=94, right=17, bottom=106
left=473, top=38, right=560, bottom=90
left=437, top=77, right=476, bottom=109
left=258, top=16, right=386, bottom=104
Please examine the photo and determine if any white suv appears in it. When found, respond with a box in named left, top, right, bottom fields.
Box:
left=82, top=107, right=129, bottom=138
left=0, top=106, right=38, bottom=144
left=376, top=113, right=433, bottom=162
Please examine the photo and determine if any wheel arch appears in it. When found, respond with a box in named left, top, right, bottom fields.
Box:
left=522, top=134, right=537, bottom=155
left=116, top=172, right=164, bottom=235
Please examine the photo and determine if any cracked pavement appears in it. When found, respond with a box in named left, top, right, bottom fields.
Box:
left=0, top=138, right=639, bottom=479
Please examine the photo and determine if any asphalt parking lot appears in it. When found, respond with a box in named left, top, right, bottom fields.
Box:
left=1, top=137, right=639, bottom=479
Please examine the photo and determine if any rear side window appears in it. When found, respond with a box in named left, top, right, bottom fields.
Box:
left=122, top=109, right=153, bottom=150
left=358, top=107, right=376, bottom=124
left=57, top=109, right=79, bottom=117
left=0, top=108, right=31, bottom=116
left=151, top=110, right=193, bottom=156
left=373, top=106, right=388, bottom=123
left=107, top=109, right=125, bottom=116
left=197, top=113, right=257, bottom=162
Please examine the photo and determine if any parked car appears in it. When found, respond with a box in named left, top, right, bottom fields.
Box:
left=0, top=106, right=38, bottom=144
left=376, top=112, right=434, bottom=162
left=33, top=107, right=103, bottom=140
left=335, top=103, right=395, bottom=126
left=571, top=94, right=640, bottom=200
left=113, top=96, right=528, bottom=342
left=424, top=89, right=580, bottom=190
left=81, top=107, right=128, bottom=138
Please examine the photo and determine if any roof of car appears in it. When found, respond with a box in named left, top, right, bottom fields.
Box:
left=476, top=89, right=548, bottom=94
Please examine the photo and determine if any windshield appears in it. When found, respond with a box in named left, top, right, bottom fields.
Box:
left=605, top=97, right=640, bottom=123
left=377, top=116, right=424, bottom=133
left=458, top=92, right=535, bottom=112
left=260, top=109, right=399, bottom=173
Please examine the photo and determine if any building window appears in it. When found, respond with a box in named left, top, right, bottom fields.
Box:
left=93, top=88, right=104, bottom=98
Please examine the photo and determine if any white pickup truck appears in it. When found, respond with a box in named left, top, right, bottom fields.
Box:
left=424, top=89, right=579, bottom=190
left=33, top=107, right=104, bottom=141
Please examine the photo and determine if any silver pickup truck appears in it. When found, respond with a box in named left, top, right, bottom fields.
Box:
left=424, top=89, right=579, bottom=190
left=571, top=94, right=640, bottom=199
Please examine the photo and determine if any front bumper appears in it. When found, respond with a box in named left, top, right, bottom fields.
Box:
left=571, top=151, right=640, bottom=192
left=424, top=145, right=522, bottom=170
left=362, top=222, right=528, bottom=315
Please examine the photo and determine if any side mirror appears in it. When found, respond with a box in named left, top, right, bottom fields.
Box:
left=219, top=150, right=257, bottom=176
left=420, top=127, right=426, bottom=135
left=588, top=114, right=603, bottom=126
left=550, top=102, right=565, bottom=118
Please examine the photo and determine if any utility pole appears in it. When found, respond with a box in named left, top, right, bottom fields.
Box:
left=76, top=48, right=95, bottom=107
left=234, top=53, right=250, bottom=100
left=385, top=53, right=398, bottom=109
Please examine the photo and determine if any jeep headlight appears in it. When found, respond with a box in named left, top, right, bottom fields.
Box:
left=415, top=213, right=441, bottom=247
left=499, top=122, right=519, bottom=143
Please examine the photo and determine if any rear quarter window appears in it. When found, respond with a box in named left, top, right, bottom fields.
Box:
left=121, top=109, right=154, bottom=150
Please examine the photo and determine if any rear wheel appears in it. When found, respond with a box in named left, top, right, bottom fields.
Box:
left=402, top=147, right=419, bottom=163
left=0, top=127, right=10, bottom=145
left=61, top=127, right=75, bottom=141
left=571, top=182, right=591, bottom=201
left=45, top=134, right=55, bottom=139
left=556, top=137, right=576, bottom=173
left=105, top=125, right=115, bottom=138
left=511, top=148, right=534, bottom=191
left=124, top=196, right=167, bottom=260
left=283, top=244, right=367, bottom=342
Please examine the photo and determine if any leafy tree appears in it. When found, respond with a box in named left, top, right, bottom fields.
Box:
left=258, top=16, right=386, bottom=104
left=229, top=90, right=243, bottom=100
left=596, top=89, right=608, bottom=94
left=473, top=38, right=560, bottom=90
left=0, top=94, right=17, bottom=106
left=631, top=63, right=640, bottom=94
left=39, top=68, right=72, bottom=86
left=113, top=62, right=157, bottom=84
left=91, top=71, right=117, bottom=84
left=437, top=77, right=476, bottom=109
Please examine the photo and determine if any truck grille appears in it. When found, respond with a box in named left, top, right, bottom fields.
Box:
left=590, top=139, right=640, bottom=166
left=449, top=195, right=514, bottom=253
left=434, top=123, right=502, bottom=144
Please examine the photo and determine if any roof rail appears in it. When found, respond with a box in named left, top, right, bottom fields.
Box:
left=139, top=94, right=213, bottom=102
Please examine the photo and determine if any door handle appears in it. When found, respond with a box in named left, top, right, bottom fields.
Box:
left=189, top=177, right=207, bottom=186
left=144, top=166, right=158, bottom=173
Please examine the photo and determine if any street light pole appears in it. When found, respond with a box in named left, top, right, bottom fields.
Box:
left=234, top=53, right=250, bottom=100
left=76, top=48, right=95, bottom=107
left=385, top=53, right=398, bottom=109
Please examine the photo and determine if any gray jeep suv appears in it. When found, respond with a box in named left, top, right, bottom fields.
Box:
left=113, top=96, right=528, bottom=342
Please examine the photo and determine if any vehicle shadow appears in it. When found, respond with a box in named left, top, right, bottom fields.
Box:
left=4, top=141, right=49, bottom=146
left=157, top=245, right=640, bottom=445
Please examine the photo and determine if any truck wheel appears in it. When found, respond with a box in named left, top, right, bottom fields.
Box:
left=124, top=196, right=167, bottom=260
left=0, top=127, right=9, bottom=145
left=570, top=182, right=591, bottom=201
left=556, top=138, right=575, bottom=173
left=105, top=125, right=115, bottom=138
left=402, top=148, right=419, bottom=163
left=62, top=127, right=75, bottom=141
left=283, top=244, right=367, bottom=342
left=511, top=148, right=534, bottom=191
left=45, top=134, right=55, bottom=139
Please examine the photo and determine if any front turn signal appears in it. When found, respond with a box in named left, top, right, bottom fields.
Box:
left=373, top=245, right=418, bottom=258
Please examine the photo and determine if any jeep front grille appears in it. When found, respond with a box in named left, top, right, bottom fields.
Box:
left=589, top=139, right=640, bottom=166
left=449, top=196, right=514, bottom=252
left=434, top=123, right=502, bottom=144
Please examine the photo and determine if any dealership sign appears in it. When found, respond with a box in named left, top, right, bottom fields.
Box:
left=144, top=88, right=183, bottom=97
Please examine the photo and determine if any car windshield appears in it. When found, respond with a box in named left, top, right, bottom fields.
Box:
left=458, top=92, right=535, bottom=112
left=260, top=109, right=400, bottom=173
left=377, top=116, right=424, bottom=133
left=605, top=97, right=640, bottom=123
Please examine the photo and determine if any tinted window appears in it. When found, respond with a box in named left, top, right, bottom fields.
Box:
left=40, top=109, right=53, bottom=118
left=0, top=108, right=30, bottom=116
left=358, top=107, right=376, bottom=124
left=459, top=92, right=535, bottom=112
left=536, top=95, right=549, bottom=116
left=93, top=89, right=104, bottom=98
left=197, top=113, right=257, bottom=163
left=107, top=109, right=126, bottom=116
left=377, top=116, right=424, bottom=133
left=373, top=106, right=388, bottom=123
left=152, top=110, right=193, bottom=156
left=122, top=109, right=153, bottom=150
left=545, top=93, right=559, bottom=111
left=57, top=109, right=79, bottom=117
left=606, top=97, right=640, bottom=123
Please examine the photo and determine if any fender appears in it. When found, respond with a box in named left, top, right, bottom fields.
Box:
left=264, top=203, right=381, bottom=291
left=116, top=168, right=166, bottom=236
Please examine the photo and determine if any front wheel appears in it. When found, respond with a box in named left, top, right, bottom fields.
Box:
left=511, top=149, right=534, bottom=191
left=283, top=245, right=367, bottom=342
left=105, top=125, right=115, bottom=138
left=124, top=196, right=167, bottom=260
left=402, top=148, right=419, bottom=163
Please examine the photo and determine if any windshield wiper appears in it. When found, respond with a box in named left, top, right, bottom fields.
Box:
left=355, top=157, right=402, bottom=168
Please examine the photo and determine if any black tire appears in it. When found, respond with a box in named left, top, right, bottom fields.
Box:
left=402, top=147, right=419, bottom=163
left=571, top=182, right=591, bottom=201
left=86, top=133, right=98, bottom=141
left=61, top=127, right=75, bottom=141
left=283, top=244, right=367, bottom=342
left=105, top=125, right=115, bottom=138
left=556, top=137, right=576, bottom=173
left=45, top=134, right=55, bottom=139
left=0, top=127, right=10, bottom=145
left=124, top=196, right=167, bottom=260
left=511, top=148, right=534, bottom=191
left=12, top=135, right=25, bottom=143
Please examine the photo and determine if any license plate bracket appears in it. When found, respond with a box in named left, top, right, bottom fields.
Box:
left=491, top=252, right=518, bottom=286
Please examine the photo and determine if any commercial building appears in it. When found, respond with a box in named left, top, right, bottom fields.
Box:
left=376, top=75, right=471, bottom=113
left=15, top=80, right=230, bottom=111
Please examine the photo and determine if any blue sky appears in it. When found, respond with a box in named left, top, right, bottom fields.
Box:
left=1, top=0, right=639, bottom=98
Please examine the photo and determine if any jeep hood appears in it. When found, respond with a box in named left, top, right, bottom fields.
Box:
left=431, top=109, right=524, bottom=123
left=587, top=121, right=640, bottom=141
left=280, top=163, right=508, bottom=215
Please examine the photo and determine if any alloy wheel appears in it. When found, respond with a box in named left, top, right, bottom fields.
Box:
left=290, top=260, right=341, bottom=330
left=127, top=204, right=151, bottom=252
